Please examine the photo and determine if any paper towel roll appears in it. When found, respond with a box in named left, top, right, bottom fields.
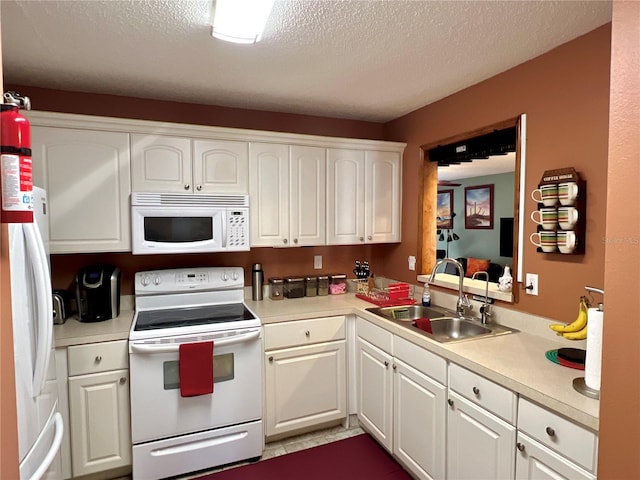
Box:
left=585, top=307, right=604, bottom=390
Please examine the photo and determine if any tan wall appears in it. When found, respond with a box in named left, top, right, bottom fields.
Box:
left=384, top=25, right=612, bottom=324
left=0, top=11, right=22, bottom=479
left=598, top=2, right=640, bottom=478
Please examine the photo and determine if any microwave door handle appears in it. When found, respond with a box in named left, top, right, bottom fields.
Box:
left=129, top=329, right=261, bottom=354
left=221, top=211, right=227, bottom=248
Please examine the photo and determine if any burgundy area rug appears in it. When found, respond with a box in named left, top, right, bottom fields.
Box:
left=198, top=434, right=412, bottom=480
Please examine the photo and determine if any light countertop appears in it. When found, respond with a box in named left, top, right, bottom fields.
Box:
left=54, top=292, right=599, bottom=432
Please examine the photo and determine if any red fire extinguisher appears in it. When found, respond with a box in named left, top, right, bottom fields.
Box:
left=1, top=91, right=33, bottom=223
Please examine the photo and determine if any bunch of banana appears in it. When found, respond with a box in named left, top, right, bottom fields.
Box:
left=549, top=296, right=590, bottom=340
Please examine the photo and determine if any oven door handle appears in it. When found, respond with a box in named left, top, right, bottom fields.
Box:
left=130, top=329, right=261, bottom=354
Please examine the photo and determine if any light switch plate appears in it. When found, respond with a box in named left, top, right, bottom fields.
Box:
left=526, top=273, right=538, bottom=295
left=314, top=255, right=322, bottom=269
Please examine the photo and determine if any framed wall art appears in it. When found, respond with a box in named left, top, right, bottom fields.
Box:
left=437, top=189, right=454, bottom=229
left=465, top=184, right=494, bottom=229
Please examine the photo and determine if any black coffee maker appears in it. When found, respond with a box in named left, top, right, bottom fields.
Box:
left=75, top=265, right=121, bottom=322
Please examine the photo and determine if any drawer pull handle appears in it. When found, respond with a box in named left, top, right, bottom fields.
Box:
left=384, top=361, right=389, bottom=368
left=545, top=427, right=556, bottom=437
left=392, top=364, right=397, bottom=371
left=196, top=185, right=202, bottom=191
left=447, top=398, right=454, bottom=407
left=516, top=442, right=525, bottom=452
left=95, top=356, right=102, bottom=363
left=268, top=356, right=274, bottom=363
left=184, top=184, right=190, bottom=190
left=119, top=377, right=127, bottom=385
left=472, top=386, right=480, bottom=395
left=305, top=330, right=310, bottom=337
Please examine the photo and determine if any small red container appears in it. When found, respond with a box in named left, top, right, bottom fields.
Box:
left=387, top=283, right=410, bottom=301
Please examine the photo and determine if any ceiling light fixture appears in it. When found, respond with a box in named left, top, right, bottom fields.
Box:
left=212, top=0, right=275, bottom=44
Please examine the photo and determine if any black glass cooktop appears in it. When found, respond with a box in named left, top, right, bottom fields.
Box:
left=134, top=303, right=256, bottom=331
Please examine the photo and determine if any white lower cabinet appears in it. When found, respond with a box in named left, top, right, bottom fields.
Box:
left=515, top=432, right=595, bottom=480
left=447, top=391, right=516, bottom=479
left=356, top=336, right=394, bottom=450
left=447, top=364, right=517, bottom=480
left=264, top=316, right=347, bottom=438
left=356, top=317, right=446, bottom=480
left=67, top=340, right=131, bottom=477
left=516, top=397, right=597, bottom=480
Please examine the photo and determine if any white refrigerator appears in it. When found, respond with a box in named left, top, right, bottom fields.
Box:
left=8, top=186, right=63, bottom=480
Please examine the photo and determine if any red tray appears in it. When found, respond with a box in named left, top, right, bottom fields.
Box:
left=356, top=293, right=417, bottom=307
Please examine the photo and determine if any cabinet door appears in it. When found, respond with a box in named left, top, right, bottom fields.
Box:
left=265, top=341, right=346, bottom=438
left=249, top=143, right=290, bottom=246
left=366, top=151, right=401, bottom=243
left=131, top=134, right=192, bottom=192
left=68, top=370, right=131, bottom=477
left=31, top=127, right=131, bottom=253
left=356, top=338, right=393, bottom=451
left=393, top=358, right=446, bottom=480
left=515, top=433, right=595, bottom=480
left=289, top=145, right=326, bottom=246
left=326, top=148, right=366, bottom=245
left=193, top=139, right=249, bottom=193
left=447, top=391, right=516, bottom=480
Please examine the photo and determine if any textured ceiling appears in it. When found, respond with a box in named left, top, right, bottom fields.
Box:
left=1, top=0, right=611, bottom=122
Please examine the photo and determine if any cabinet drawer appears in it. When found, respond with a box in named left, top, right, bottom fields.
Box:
left=264, top=316, right=345, bottom=350
left=68, top=340, right=129, bottom=376
left=449, top=363, right=516, bottom=424
left=394, top=335, right=446, bottom=385
left=356, top=317, right=393, bottom=354
left=518, top=397, right=597, bottom=472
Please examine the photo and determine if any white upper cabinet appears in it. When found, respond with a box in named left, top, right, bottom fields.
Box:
left=250, top=143, right=326, bottom=247
left=131, top=134, right=248, bottom=193
left=365, top=150, right=402, bottom=243
left=289, top=145, right=326, bottom=246
left=249, top=143, right=290, bottom=247
left=327, top=148, right=401, bottom=244
left=193, top=139, right=249, bottom=193
left=31, top=126, right=131, bottom=253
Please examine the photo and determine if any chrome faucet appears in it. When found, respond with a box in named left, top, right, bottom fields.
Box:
left=472, top=271, right=493, bottom=325
left=428, top=258, right=472, bottom=317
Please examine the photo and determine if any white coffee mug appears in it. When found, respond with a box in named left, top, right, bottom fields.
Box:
left=530, top=208, right=558, bottom=231
left=557, top=206, right=579, bottom=229
left=530, top=231, right=557, bottom=253
left=558, top=182, right=579, bottom=206
left=531, top=184, right=559, bottom=207
left=557, top=230, right=577, bottom=254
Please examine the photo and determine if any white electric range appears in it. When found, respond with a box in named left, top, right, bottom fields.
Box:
left=129, top=267, right=263, bottom=480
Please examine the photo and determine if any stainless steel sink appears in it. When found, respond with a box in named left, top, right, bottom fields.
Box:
left=365, top=305, right=516, bottom=343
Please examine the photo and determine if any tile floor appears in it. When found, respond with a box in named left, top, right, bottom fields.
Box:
left=181, top=420, right=364, bottom=478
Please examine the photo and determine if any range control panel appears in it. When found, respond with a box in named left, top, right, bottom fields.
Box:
left=134, top=267, right=244, bottom=295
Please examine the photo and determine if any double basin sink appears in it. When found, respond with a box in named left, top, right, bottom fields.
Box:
left=365, top=304, right=516, bottom=343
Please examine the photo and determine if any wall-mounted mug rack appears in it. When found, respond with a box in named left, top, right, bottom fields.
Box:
left=530, top=167, right=586, bottom=255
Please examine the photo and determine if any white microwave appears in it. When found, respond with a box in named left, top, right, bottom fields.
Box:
left=131, top=192, right=250, bottom=255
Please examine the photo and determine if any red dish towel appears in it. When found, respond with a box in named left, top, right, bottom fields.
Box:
left=179, top=341, right=214, bottom=397
left=414, top=317, right=433, bottom=334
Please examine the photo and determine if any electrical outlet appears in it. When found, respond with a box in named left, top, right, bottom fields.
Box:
left=408, top=256, right=416, bottom=271
left=314, top=255, right=322, bottom=269
left=525, top=273, right=539, bottom=295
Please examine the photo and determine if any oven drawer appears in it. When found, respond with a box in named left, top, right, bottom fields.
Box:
left=68, top=340, right=128, bottom=376
left=264, top=316, right=346, bottom=350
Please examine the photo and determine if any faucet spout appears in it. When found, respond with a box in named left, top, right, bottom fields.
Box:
left=471, top=271, right=492, bottom=324
left=428, top=258, right=470, bottom=317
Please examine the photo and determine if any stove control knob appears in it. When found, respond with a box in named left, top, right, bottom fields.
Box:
left=153, top=276, right=161, bottom=286
left=141, top=275, right=151, bottom=287
left=222, top=271, right=229, bottom=281
left=231, top=270, right=239, bottom=281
